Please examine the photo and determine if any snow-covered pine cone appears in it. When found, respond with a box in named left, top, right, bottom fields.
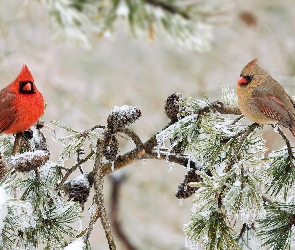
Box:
left=68, top=174, right=90, bottom=205
left=164, top=92, right=184, bottom=122
left=11, top=150, right=50, bottom=172
left=107, top=105, right=141, bottom=132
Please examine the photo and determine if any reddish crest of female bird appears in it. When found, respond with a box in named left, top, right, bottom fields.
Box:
left=236, top=59, right=295, bottom=136
left=0, top=65, right=44, bottom=134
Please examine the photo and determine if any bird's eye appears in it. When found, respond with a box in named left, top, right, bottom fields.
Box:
left=243, top=75, right=253, bottom=84
left=19, top=81, right=35, bottom=94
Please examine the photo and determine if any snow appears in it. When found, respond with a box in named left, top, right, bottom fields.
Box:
left=63, top=237, right=85, bottom=250
left=71, top=174, right=89, bottom=189
left=9, top=150, right=48, bottom=166
left=111, top=105, right=138, bottom=118
left=0, top=187, right=9, bottom=232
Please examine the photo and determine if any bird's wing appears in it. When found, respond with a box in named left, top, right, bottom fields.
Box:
left=252, top=96, right=291, bottom=127
left=0, top=89, right=16, bottom=133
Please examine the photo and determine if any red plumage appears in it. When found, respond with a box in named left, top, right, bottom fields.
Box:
left=0, top=65, right=44, bottom=134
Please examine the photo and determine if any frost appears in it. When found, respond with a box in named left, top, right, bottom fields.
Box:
left=63, top=237, right=85, bottom=250
left=179, top=199, right=183, bottom=206
left=9, top=150, right=48, bottom=166
left=168, top=162, right=174, bottom=172
left=0, top=187, right=9, bottom=232
left=71, top=174, right=89, bottom=189
left=222, top=86, right=238, bottom=106
left=234, top=180, right=241, bottom=187
left=116, top=1, right=129, bottom=17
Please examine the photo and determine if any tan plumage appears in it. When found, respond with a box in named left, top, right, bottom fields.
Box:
left=236, top=59, right=295, bottom=136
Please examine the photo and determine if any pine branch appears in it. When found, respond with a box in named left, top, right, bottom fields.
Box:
left=143, top=0, right=190, bottom=20
left=56, top=150, right=95, bottom=190
left=99, top=101, right=244, bottom=176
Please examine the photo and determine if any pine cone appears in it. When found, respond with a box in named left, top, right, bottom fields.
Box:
left=164, top=92, right=184, bottom=122
left=68, top=174, right=90, bottom=205
left=103, top=132, right=119, bottom=161
left=107, top=105, right=141, bottom=132
left=176, top=165, right=202, bottom=199
left=11, top=150, right=50, bottom=172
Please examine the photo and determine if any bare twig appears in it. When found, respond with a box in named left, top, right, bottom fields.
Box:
left=76, top=208, right=100, bottom=239
left=109, top=173, right=137, bottom=250
left=118, top=128, right=144, bottom=149
left=232, top=115, right=244, bottom=125
left=275, top=125, right=294, bottom=159
left=233, top=123, right=260, bottom=157
left=56, top=151, right=95, bottom=190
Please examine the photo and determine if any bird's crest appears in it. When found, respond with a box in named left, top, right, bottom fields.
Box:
left=17, top=65, right=34, bottom=83
left=246, top=59, right=258, bottom=67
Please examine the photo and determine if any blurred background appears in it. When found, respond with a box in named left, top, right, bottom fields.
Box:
left=1, top=0, right=295, bottom=249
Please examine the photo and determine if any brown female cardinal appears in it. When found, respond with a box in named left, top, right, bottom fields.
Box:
left=0, top=65, right=44, bottom=134
left=236, top=59, right=295, bottom=136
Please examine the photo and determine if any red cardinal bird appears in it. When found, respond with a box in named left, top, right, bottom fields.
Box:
left=236, top=59, right=295, bottom=136
left=0, top=65, right=44, bottom=134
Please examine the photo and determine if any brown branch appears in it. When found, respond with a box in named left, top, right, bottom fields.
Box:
left=99, top=102, right=243, bottom=176
left=76, top=208, right=100, bottom=239
left=117, top=128, right=144, bottom=149
left=93, top=140, right=116, bottom=249
left=211, top=101, right=242, bottom=115
left=233, top=123, right=260, bottom=158
left=12, top=132, right=23, bottom=155
left=109, top=174, right=137, bottom=250
left=56, top=151, right=95, bottom=190
left=144, top=0, right=190, bottom=20
left=275, top=125, right=294, bottom=159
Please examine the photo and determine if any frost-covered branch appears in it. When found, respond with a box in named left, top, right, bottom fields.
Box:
left=34, top=0, right=233, bottom=51
left=93, top=139, right=116, bottom=249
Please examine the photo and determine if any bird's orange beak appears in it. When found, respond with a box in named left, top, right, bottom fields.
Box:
left=23, top=82, right=32, bottom=91
left=237, top=76, right=248, bottom=85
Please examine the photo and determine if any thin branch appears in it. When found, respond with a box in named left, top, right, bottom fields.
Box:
left=231, top=115, right=244, bottom=125
left=93, top=139, right=116, bottom=249
left=275, top=125, right=294, bottom=159
left=211, top=101, right=242, bottom=115
left=144, top=0, right=190, bottom=20
left=109, top=174, right=138, bottom=250
left=56, top=151, right=95, bottom=190
left=102, top=148, right=146, bottom=176
left=233, top=123, right=260, bottom=158
left=117, top=128, right=144, bottom=149
left=76, top=208, right=100, bottom=239
left=90, top=125, right=106, bottom=131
